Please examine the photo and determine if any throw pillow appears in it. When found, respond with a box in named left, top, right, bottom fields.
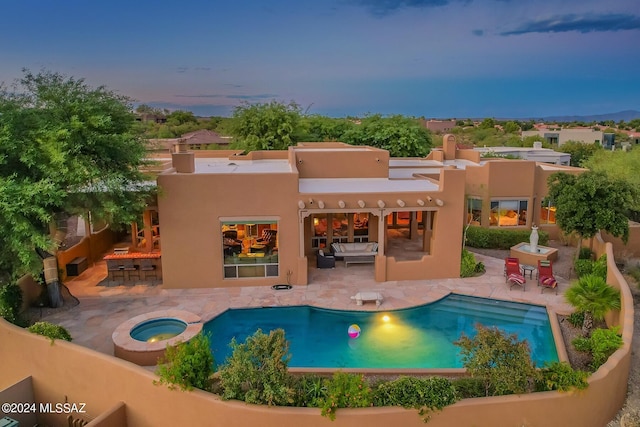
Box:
left=541, top=276, right=557, bottom=287
left=365, top=243, right=374, bottom=252
left=339, top=244, right=347, bottom=252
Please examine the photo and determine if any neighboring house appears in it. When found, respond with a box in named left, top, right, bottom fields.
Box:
left=154, top=135, right=584, bottom=289
left=522, top=128, right=615, bottom=148
left=474, top=142, right=571, bottom=165
left=147, top=130, right=232, bottom=153
left=180, top=129, right=231, bottom=149
left=421, top=119, right=457, bottom=133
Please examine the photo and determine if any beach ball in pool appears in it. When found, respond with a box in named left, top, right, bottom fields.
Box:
left=348, top=324, right=361, bottom=339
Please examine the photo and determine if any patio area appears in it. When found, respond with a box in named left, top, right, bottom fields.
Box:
left=35, top=251, right=574, bottom=358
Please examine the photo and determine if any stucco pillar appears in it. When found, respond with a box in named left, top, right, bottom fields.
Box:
left=409, top=211, right=418, bottom=239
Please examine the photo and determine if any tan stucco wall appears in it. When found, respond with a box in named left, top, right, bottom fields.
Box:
left=601, top=222, right=640, bottom=259
left=157, top=170, right=303, bottom=288
left=294, top=143, right=389, bottom=178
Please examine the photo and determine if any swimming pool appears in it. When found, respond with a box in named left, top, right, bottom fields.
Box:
left=204, top=294, right=559, bottom=369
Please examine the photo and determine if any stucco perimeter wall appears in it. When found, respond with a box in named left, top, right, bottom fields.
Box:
left=601, top=222, right=640, bottom=259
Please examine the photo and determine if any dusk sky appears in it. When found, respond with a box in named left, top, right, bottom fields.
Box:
left=1, top=0, right=639, bottom=118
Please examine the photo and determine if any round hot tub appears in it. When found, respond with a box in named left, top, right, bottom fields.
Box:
left=130, top=318, right=187, bottom=343
left=113, top=310, right=202, bottom=366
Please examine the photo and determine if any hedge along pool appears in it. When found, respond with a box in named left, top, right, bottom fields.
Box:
left=203, top=294, right=559, bottom=369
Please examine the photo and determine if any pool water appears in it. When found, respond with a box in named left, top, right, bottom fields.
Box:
left=204, top=294, right=559, bottom=369
left=130, top=318, right=187, bottom=343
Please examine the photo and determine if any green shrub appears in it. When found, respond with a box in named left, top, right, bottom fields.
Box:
left=589, top=326, right=623, bottom=369
left=474, top=261, right=486, bottom=274
left=574, top=255, right=607, bottom=280
left=572, top=326, right=623, bottom=371
left=0, top=282, right=23, bottom=326
left=292, top=374, right=327, bottom=407
left=460, top=249, right=480, bottom=277
left=536, top=362, right=589, bottom=392
left=592, top=255, right=607, bottom=280
left=451, top=377, right=486, bottom=398
left=566, top=311, right=585, bottom=328
left=574, top=259, right=594, bottom=278
left=219, top=328, right=294, bottom=406
left=578, top=247, right=594, bottom=260
left=155, top=333, right=214, bottom=391
left=320, top=371, right=372, bottom=421
left=455, top=324, right=540, bottom=396
left=628, top=266, right=640, bottom=286
left=27, top=321, right=72, bottom=342
left=465, top=227, right=549, bottom=250
left=373, top=376, right=458, bottom=421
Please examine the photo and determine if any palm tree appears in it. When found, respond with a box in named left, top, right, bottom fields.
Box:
left=565, top=274, right=621, bottom=336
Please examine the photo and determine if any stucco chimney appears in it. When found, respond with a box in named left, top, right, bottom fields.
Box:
left=442, top=134, right=457, bottom=160
left=172, top=139, right=195, bottom=173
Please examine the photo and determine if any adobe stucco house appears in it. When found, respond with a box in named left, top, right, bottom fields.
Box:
left=155, top=135, right=584, bottom=289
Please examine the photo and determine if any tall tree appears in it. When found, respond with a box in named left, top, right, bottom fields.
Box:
left=546, top=171, right=635, bottom=257
left=0, top=69, right=153, bottom=304
left=557, top=140, right=603, bottom=167
left=583, top=148, right=640, bottom=219
left=341, top=114, right=432, bottom=157
left=230, top=101, right=301, bottom=151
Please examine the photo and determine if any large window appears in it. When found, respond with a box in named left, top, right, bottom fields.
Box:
left=540, top=200, right=557, bottom=224
left=467, top=198, right=482, bottom=225
left=222, top=221, right=278, bottom=279
left=489, top=200, right=528, bottom=227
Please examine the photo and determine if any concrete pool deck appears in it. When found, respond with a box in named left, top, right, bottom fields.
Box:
left=37, top=252, right=574, bottom=357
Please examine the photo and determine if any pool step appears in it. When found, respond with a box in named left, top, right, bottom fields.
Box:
left=432, top=296, right=549, bottom=326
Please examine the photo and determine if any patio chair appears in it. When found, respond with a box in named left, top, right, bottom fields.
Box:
left=537, top=260, right=558, bottom=294
left=317, top=249, right=336, bottom=269
left=505, top=257, right=526, bottom=291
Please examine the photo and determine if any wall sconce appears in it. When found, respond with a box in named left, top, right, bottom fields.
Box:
left=435, top=199, right=444, bottom=206
left=397, top=199, right=405, bottom=207
left=297, top=200, right=305, bottom=209
left=338, top=200, right=346, bottom=208
left=358, top=200, right=365, bottom=208
left=417, top=199, right=425, bottom=206
left=318, top=200, right=325, bottom=209
left=377, top=200, right=385, bottom=208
